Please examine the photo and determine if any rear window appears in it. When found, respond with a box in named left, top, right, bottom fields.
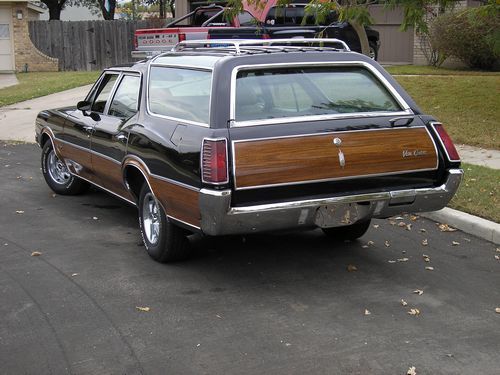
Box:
left=149, top=67, right=211, bottom=124
left=234, top=67, right=401, bottom=122
left=265, top=5, right=338, bottom=26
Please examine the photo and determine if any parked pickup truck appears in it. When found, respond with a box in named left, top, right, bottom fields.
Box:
left=132, top=4, right=264, bottom=59
left=36, top=39, right=462, bottom=263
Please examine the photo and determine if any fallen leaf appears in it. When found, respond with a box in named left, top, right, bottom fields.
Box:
left=373, top=224, right=380, bottom=229
left=398, top=222, right=407, bottom=228
left=92, top=216, right=99, bottom=220
left=216, top=314, right=222, bottom=319
left=452, top=241, right=460, bottom=246
left=385, top=240, right=391, bottom=247
left=389, top=220, right=397, bottom=226
left=422, top=239, right=428, bottom=246
left=410, top=215, right=419, bottom=221
left=31, top=251, right=42, bottom=256
left=413, top=289, right=424, bottom=295
left=407, top=366, right=417, bottom=375
left=408, top=308, right=420, bottom=316
left=495, top=308, right=500, bottom=314
left=401, top=299, right=408, bottom=306
left=52, top=194, right=56, bottom=198
left=361, top=245, right=369, bottom=249
left=15, top=210, right=24, bottom=214
left=71, top=273, right=79, bottom=277
left=495, top=255, right=499, bottom=260
left=438, top=223, right=457, bottom=232
left=496, top=248, right=500, bottom=253
left=423, top=254, right=430, bottom=262
left=367, top=240, right=374, bottom=246
left=419, top=228, right=427, bottom=233
left=347, top=264, right=358, bottom=272
left=406, top=224, right=412, bottom=231
left=388, top=260, right=396, bottom=263
left=393, top=216, right=404, bottom=220
left=397, top=258, right=409, bottom=262
left=136, top=306, right=150, bottom=312
left=364, top=309, right=371, bottom=316
left=425, top=266, right=434, bottom=271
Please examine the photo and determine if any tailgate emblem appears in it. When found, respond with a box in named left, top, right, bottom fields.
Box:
left=333, top=137, right=345, bottom=168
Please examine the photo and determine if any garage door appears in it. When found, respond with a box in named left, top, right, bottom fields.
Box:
left=0, top=6, right=14, bottom=71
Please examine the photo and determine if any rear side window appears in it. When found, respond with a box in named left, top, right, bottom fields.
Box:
left=149, top=67, right=212, bottom=124
left=235, top=67, right=401, bottom=122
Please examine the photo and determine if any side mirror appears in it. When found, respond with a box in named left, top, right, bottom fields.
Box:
left=77, top=100, right=91, bottom=112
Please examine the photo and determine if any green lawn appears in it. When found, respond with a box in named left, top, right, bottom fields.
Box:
left=449, top=163, right=499, bottom=223
left=0, top=71, right=101, bottom=107
left=385, top=65, right=500, bottom=76
left=394, top=75, right=499, bottom=150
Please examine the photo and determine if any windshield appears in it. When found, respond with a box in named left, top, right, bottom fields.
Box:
left=235, top=67, right=402, bottom=122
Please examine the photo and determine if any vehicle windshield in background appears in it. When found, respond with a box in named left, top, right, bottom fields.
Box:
left=235, top=67, right=402, bottom=122
left=265, top=5, right=338, bottom=26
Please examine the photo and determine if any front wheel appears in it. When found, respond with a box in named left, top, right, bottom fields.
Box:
left=41, top=141, right=89, bottom=195
left=138, top=184, right=190, bottom=262
left=322, top=220, right=371, bottom=241
left=369, top=42, right=378, bottom=61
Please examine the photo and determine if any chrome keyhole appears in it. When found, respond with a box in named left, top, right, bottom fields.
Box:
left=333, top=137, right=342, bottom=147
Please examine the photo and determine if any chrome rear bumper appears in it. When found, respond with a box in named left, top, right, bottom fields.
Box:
left=199, top=169, right=463, bottom=236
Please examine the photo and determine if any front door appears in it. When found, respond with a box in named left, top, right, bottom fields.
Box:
left=61, top=72, right=120, bottom=183
left=91, top=73, right=141, bottom=200
left=0, top=6, right=14, bottom=71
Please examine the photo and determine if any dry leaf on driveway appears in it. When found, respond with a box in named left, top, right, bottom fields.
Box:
left=397, top=258, right=409, bottom=262
left=495, top=308, right=500, bottom=314
left=452, top=241, right=460, bottom=246
left=406, top=224, right=412, bottom=231
left=495, top=255, right=499, bottom=260
left=419, top=228, right=427, bottom=233
left=425, top=266, right=434, bottom=271
left=15, top=210, right=24, bottom=214
left=410, top=215, right=419, bottom=221
left=408, top=308, right=421, bottom=316
left=31, top=251, right=42, bottom=256
left=364, top=309, right=371, bottom=316
left=413, top=289, right=424, bottom=295
left=407, top=366, right=417, bottom=375
left=347, top=264, right=358, bottom=272
left=401, top=299, right=408, bottom=306
left=373, top=224, right=380, bottom=229
left=136, top=306, right=150, bottom=312
left=422, top=239, right=428, bottom=246
left=398, top=222, right=407, bottom=228
left=438, top=223, right=457, bottom=232
left=385, top=240, right=391, bottom=247
left=423, top=254, right=430, bottom=262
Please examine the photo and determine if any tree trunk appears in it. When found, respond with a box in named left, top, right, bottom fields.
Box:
left=48, top=6, right=62, bottom=20
left=159, top=0, right=165, bottom=19
left=350, top=20, right=370, bottom=57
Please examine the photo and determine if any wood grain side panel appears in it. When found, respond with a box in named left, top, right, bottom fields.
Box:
left=92, top=154, right=134, bottom=202
left=150, top=177, right=201, bottom=228
left=234, top=128, right=437, bottom=189
left=54, top=139, right=96, bottom=183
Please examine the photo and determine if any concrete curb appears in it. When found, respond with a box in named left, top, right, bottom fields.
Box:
left=421, top=208, right=499, bottom=245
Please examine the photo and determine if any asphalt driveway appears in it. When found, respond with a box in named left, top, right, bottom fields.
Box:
left=0, top=142, right=499, bottom=375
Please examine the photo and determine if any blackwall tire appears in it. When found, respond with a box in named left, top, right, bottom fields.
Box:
left=41, top=141, right=89, bottom=195
left=322, top=220, right=371, bottom=241
left=138, top=183, right=190, bottom=262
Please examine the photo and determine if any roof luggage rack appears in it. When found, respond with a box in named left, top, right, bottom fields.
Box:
left=172, top=38, right=351, bottom=55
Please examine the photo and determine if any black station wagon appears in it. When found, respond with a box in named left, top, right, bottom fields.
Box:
left=35, top=39, right=463, bottom=262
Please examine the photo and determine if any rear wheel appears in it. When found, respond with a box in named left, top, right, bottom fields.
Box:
left=41, top=141, right=89, bottom=195
left=322, top=220, right=371, bottom=241
left=369, top=42, right=378, bottom=61
left=138, top=183, right=190, bottom=262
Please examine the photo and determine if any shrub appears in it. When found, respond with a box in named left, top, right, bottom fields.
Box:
left=430, top=5, right=500, bottom=70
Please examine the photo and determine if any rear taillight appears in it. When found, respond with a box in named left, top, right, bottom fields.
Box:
left=134, top=34, right=138, bottom=49
left=202, top=138, right=228, bottom=184
left=178, top=33, right=186, bottom=42
left=432, top=122, right=460, bottom=162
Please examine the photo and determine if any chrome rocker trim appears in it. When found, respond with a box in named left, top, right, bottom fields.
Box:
left=199, top=169, right=463, bottom=236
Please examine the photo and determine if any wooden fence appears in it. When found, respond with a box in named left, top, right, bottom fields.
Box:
left=28, top=20, right=165, bottom=71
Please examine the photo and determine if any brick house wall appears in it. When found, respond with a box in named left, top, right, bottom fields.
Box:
left=10, top=1, right=58, bottom=71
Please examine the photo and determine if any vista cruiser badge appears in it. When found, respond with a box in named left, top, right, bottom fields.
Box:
left=402, top=149, right=428, bottom=158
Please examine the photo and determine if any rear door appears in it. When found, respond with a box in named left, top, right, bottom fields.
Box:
left=229, top=64, right=438, bottom=198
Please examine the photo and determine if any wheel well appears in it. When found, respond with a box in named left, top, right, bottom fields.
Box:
left=124, top=166, right=147, bottom=202
left=40, top=133, right=51, bottom=147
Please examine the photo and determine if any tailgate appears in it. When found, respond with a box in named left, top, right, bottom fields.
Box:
left=232, top=127, right=438, bottom=190
left=136, top=28, right=179, bottom=51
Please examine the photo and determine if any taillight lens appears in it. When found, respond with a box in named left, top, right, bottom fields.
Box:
left=178, top=33, right=186, bottom=42
left=202, top=139, right=228, bottom=184
left=432, top=123, right=460, bottom=162
left=134, top=34, right=138, bottom=49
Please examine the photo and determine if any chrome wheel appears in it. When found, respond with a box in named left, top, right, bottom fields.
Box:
left=47, top=149, right=71, bottom=185
left=142, top=192, right=161, bottom=245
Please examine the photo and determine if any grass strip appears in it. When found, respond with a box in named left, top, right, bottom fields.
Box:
left=0, top=71, right=101, bottom=107
left=385, top=65, right=500, bottom=76
left=449, top=163, right=499, bottom=223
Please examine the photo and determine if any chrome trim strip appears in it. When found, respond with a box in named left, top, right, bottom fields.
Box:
left=167, top=215, right=201, bottom=231
left=55, top=137, right=122, bottom=165
left=429, top=121, right=461, bottom=163
left=69, top=172, right=136, bottom=206
left=150, top=173, right=200, bottom=192
left=231, top=126, right=439, bottom=190
left=200, top=137, right=229, bottom=185
left=121, top=154, right=152, bottom=175
left=145, top=64, right=212, bottom=128
left=229, top=61, right=413, bottom=127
